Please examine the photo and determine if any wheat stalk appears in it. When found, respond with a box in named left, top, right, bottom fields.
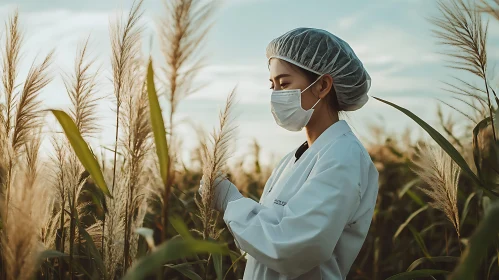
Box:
left=195, top=88, right=237, bottom=241
left=411, top=143, right=461, bottom=238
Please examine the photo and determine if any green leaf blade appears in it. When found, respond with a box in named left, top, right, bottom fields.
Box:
left=386, top=269, right=450, bottom=280
left=51, top=110, right=111, bottom=197
left=123, top=239, right=229, bottom=280
left=373, top=96, right=499, bottom=197
left=146, top=60, right=169, bottom=185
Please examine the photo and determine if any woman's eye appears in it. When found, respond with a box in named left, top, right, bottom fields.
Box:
left=280, top=83, right=289, bottom=88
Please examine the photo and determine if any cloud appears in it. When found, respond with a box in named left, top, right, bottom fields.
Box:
left=337, top=15, right=360, bottom=30
left=344, top=25, right=440, bottom=68
left=2, top=1, right=473, bottom=164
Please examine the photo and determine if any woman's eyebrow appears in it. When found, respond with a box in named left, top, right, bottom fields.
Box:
left=269, top=73, right=291, bottom=82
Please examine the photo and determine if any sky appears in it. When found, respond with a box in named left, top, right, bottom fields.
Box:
left=1, top=0, right=498, bottom=168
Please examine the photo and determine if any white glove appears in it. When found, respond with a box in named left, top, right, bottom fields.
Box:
left=198, top=172, right=243, bottom=212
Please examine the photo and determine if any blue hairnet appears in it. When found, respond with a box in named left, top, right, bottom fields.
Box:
left=266, top=27, right=371, bottom=111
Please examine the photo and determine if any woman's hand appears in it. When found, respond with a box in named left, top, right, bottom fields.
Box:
left=198, top=172, right=244, bottom=212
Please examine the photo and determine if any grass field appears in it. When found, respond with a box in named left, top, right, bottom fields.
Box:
left=0, top=0, right=499, bottom=279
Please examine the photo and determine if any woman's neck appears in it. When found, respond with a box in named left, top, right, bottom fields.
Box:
left=305, top=113, right=339, bottom=146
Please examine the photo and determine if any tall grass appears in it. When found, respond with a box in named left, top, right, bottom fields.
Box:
left=2, top=0, right=499, bottom=279
left=153, top=0, right=217, bottom=243
left=55, top=36, right=103, bottom=279
left=1, top=133, right=53, bottom=280
left=0, top=10, right=54, bottom=279
left=1, top=10, right=54, bottom=221
left=120, top=58, right=151, bottom=271
left=106, top=0, right=145, bottom=276
left=431, top=0, right=498, bottom=140
left=195, top=88, right=237, bottom=241
left=411, top=143, right=461, bottom=239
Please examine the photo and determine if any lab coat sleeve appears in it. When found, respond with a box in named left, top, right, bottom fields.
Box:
left=223, top=142, right=363, bottom=278
left=232, top=153, right=292, bottom=257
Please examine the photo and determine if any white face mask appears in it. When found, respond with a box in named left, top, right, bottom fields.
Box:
left=270, top=74, right=324, bottom=132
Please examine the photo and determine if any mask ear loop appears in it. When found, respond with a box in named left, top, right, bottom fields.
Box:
left=310, top=98, right=321, bottom=110
left=302, top=73, right=325, bottom=110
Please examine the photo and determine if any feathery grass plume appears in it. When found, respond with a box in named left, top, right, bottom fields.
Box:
left=120, top=58, right=152, bottom=271
left=104, top=0, right=144, bottom=272
left=157, top=0, right=217, bottom=246
left=110, top=0, right=144, bottom=195
left=195, top=88, right=237, bottom=240
left=159, top=0, right=217, bottom=147
left=46, top=37, right=103, bottom=278
left=103, top=163, right=126, bottom=280
left=478, top=0, right=499, bottom=21
left=63, top=36, right=101, bottom=138
left=47, top=135, right=69, bottom=278
left=0, top=108, right=7, bottom=189
left=2, top=10, right=22, bottom=138
left=411, top=143, right=461, bottom=237
left=11, top=51, right=54, bottom=154
left=1, top=132, right=53, bottom=280
left=430, top=0, right=498, bottom=141
left=1, top=8, right=54, bottom=226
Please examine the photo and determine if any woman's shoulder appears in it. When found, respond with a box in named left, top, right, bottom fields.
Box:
left=322, top=132, right=372, bottom=164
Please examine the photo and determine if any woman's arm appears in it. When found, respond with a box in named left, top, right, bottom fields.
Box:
left=223, top=141, right=363, bottom=278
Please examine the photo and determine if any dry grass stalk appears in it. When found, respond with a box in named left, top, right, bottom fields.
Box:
left=106, top=0, right=144, bottom=272
left=411, top=143, right=461, bottom=237
left=475, top=123, right=499, bottom=188
left=103, top=163, right=126, bottom=280
left=1, top=9, right=54, bottom=226
left=1, top=132, right=53, bottom=280
left=2, top=10, right=22, bottom=137
left=188, top=121, right=209, bottom=171
left=63, top=36, right=101, bottom=138
left=159, top=0, right=216, bottom=155
left=431, top=0, right=498, bottom=140
left=158, top=0, right=217, bottom=244
left=46, top=36, right=102, bottom=278
left=478, top=0, right=499, bottom=21
left=110, top=0, right=144, bottom=194
left=120, top=58, right=152, bottom=270
left=11, top=51, right=54, bottom=154
left=195, top=88, right=237, bottom=240
left=48, top=136, right=68, bottom=255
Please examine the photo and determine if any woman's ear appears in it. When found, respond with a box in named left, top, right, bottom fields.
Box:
left=317, top=74, right=333, bottom=99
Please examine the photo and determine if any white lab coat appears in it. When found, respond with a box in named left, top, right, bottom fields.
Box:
left=223, top=120, right=379, bottom=280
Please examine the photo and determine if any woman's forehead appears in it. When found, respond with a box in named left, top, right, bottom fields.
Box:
left=269, top=59, right=298, bottom=77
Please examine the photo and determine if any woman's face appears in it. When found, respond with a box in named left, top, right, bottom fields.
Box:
left=268, top=58, right=322, bottom=111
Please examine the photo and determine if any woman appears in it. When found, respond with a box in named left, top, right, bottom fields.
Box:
left=199, top=27, right=379, bottom=280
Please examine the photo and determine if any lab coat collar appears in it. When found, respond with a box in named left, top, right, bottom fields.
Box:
left=308, top=120, right=351, bottom=152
